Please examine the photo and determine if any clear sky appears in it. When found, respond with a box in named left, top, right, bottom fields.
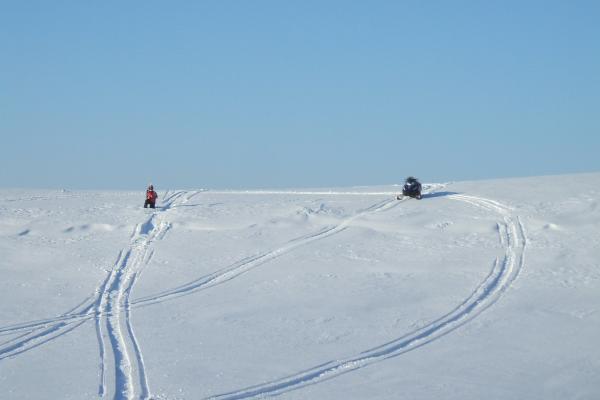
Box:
left=1, top=1, right=599, bottom=190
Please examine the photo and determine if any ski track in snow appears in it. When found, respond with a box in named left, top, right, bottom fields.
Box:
left=0, top=185, right=527, bottom=400
left=203, top=192, right=527, bottom=400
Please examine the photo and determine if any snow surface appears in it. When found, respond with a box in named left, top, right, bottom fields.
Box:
left=1, top=174, right=599, bottom=400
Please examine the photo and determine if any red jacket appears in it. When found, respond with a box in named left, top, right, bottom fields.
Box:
left=146, top=190, right=157, bottom=202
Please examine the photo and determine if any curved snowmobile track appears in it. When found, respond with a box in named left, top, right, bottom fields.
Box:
left=0, top=186, right=527, bottom=400
left=0, top=193, right=398, bottom=350
left=0, top=190, right=195, bottom=399
left=204, top=193, right=527, bottom=400
left=131, top=197, right=402, bottom=308
left=0, top=290, right=95, bottom=360
left=96, top=217, right=168, bottom=399
left=0, top=195, right=402, bottom=341
left=95, top=189, right=191, bottom=399
left=0, top=191, right=408, bottom=399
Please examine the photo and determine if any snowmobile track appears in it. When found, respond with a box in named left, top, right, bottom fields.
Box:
left=94, top=189, right=197, bottom=399
left=131, top=197, right=402, bottom=307
left=1, top=191, right=391, bottom=346
left=0, top=186, right=526, bottom=400
left=0, top=189, right=428, bottom=361
left=0, top=190, right=193, bottom=399
left=204, top=193, right=527, bottom=400
left=96, top=192, right=185, bottom=400
left=0, top=291, right=96, bottom=360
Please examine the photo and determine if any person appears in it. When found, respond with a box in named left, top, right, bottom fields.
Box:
left=144, top=184, right=158, bottom=208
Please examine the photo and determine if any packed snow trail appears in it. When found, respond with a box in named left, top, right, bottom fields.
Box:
left=205, top=193, right=527, bottom=400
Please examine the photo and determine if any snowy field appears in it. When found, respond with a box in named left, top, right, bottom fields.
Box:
left=1, top=174, right=599, bottom=400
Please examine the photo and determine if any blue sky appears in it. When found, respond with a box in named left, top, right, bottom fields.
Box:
left=1, top=1, right=599, bottom=189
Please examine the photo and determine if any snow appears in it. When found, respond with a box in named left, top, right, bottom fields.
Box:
left=1, top=174, right=599, bottom=400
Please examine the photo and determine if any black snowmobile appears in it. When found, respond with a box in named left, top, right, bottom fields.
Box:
left=397, top=176, right=422, bottom=200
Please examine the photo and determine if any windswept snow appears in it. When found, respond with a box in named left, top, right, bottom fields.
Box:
left=1, top=174, right=599, bottom=400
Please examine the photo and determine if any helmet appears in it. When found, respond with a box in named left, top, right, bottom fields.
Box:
left=148, top=185, right=154, bottom=190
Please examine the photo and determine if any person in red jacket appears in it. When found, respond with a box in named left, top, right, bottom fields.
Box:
left=144, top=184, right=158, bottom=208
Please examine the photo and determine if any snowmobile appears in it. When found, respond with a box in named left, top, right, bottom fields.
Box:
left=397, top=176, right=422, bottom=200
